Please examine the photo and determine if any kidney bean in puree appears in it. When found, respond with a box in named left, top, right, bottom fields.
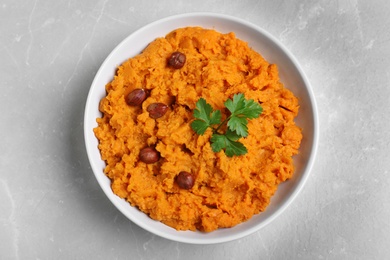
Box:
left=94, top=27, right=302, bottom=232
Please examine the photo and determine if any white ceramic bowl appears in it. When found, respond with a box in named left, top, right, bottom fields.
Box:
left=84, top=12, right=318, bottom=244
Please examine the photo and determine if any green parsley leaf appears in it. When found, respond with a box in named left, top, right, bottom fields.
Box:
left=225, top=93, right=262, bottom=137
left=193, top=98, right=213, bottom=123
left=227, top=115, right=248, bottom=137
left=210, top=134, right=226, bottom=153
left=224, top=138, right=248, bottom=157
left=190, top=119, right=210, bottom=135
left=242, top=98, right=263, bottom=119
left=191, top=98, right=222, bottom=135
left=224, top=128, right=241, bottom=141
left=225, top=93, right=245, bottom=115
left=191, top=93, right=262, bottom=157
left=210, top=133, right=247, bottom=157
left=210, top=110, right=222, bottom=125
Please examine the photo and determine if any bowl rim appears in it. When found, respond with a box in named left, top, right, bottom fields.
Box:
left=84, top=12, right=319, bottom=244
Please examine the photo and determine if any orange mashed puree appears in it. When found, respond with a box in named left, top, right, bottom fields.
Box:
left=94, top=27, right=302, bottom=232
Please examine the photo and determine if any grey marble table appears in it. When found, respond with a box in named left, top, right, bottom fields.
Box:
left=1, top=0, right=389, bottom=259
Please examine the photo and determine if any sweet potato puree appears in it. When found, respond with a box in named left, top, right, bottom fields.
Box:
left=94, top=27, right=302, bottom=232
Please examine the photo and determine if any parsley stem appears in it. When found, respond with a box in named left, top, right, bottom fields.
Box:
left=213, top=116, right=231, bottom=134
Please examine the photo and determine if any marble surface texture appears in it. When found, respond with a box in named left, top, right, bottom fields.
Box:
left=1, top=0, right=389, bottom=259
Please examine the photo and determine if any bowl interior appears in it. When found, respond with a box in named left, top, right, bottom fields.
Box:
left=84, top=12, right=318, bottom=244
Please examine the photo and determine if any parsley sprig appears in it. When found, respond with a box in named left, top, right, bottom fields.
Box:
left=191, top=93, right=262, bottom=157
